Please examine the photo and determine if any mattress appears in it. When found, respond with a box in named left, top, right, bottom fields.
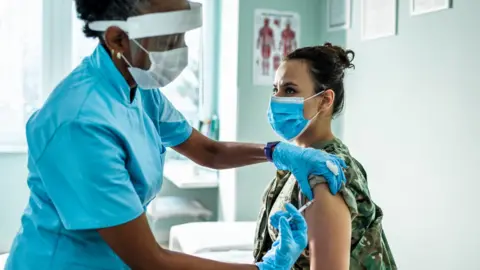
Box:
left=169, top=222, right=257, bottom=254
left=0, top=253, right=8, bottom=269
left=0, top=250, right=253, bottom=267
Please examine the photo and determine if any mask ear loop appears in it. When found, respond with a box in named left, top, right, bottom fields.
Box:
left=111, top=49, right=134, bottom=69
left=304, top=90, right=325, bottom=102
left=119, top=52, right=134, bottom=68
left=304, top=90, right=325, bottom=120
left=131, top=39, right=160, bottom=73
left=131, top=39, right=150, bottom=54
left=288, top=90, right=326, bottom=142
left=123, top=39, right=156, bottom=74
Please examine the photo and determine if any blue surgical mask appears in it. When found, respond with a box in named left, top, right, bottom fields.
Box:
left=267, top=91, right=323, bottom=141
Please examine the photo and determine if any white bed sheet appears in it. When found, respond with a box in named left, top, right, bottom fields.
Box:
left=0, top=253, right=8, bottom=269
left=194, top=250, right=254, bottom=264
left=0, top=250, right=253, bottom=267
left=169, top=222, right=257, bottom=254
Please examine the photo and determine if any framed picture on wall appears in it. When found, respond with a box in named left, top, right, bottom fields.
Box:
left=253, top=9, right=301, bottom=86
left=327, top=0, right=351, bottom=32
left=361, top=0, right=397, bottom=41
left=410, top=0, right=452, bottom=16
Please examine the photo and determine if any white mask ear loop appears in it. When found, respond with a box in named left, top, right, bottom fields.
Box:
left=110, top=49, right=134, bottom=68
left=121, top=39, right=149, bottom=68
left=304, top=90, right=325, bottom=121
left=304, top=90, right=325, bottom=102
left=287, top=90, right=326, bottom=142
left=130, top=39, right=160, bottom=74
left=120, top=54, right=133, bottom=67
left=131, top=39, right=150, bottom=54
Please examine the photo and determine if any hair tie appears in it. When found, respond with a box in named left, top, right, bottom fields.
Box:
left=324, top=42, right=332, bottom=47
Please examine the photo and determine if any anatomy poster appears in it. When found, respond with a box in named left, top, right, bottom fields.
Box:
left=253, top=9, right=300, bottom=86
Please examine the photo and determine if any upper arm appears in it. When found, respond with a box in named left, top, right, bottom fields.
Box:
left=149, top=91, right=217, bottom=167
left=35, top=120, right=144, bottom=230
left=304, top=182, right=352, bottom=270
left=171, top=128, right=218, bottom=168
left=155, top=91, right=193, bottom=147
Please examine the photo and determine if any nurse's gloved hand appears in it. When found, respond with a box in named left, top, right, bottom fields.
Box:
left=256, top=203, right=308, bottom=270
left=272, top=142, right=347, bottom=200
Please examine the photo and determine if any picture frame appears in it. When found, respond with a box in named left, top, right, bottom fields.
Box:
left=410, top=0, right=452, bottom=16
left=327, top=0, right=351, bottom=32
left=361, top=0, right=397, bottom=41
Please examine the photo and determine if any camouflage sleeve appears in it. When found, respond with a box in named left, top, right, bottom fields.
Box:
left=306, top=174, right=359, bottom=220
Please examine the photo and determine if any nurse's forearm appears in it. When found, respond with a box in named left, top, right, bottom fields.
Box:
left=210, top=142, right=267, bottom=169
left=158, top=249, right=258, bottom=270
left=99, top=213, right=258, bottom=270
left=172, top=130, right=267, bottom=170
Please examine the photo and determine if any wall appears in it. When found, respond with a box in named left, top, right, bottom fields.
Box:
left=318, top=0, right=347, bottom=138
left=217, top=0, right=329, bottom=221
left=341, top=0, right=479, bottom=269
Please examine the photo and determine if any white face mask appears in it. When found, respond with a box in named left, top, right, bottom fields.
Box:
left=124, top=40, right=189, bottom=89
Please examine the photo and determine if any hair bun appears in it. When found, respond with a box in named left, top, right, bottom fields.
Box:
left=330, top=45, right=355, bottom=70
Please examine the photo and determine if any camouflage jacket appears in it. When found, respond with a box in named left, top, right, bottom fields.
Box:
left=253, top=138, right=397, bottom=269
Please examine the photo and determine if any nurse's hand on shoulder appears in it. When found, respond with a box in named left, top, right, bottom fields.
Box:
left=272, top=142, right=347, bottom=200
left=256, top=203, right=308, bottom=270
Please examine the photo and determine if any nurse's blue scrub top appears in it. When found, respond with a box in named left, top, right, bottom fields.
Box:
left=6, top=45, right=192, bottom=269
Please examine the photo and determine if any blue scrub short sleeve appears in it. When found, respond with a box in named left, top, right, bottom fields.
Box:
left=34, top=120, right=144, bottom=230
left=156, top=91, right=193, bottom=147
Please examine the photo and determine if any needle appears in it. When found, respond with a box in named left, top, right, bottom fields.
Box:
left=298, top=199, right=315, bottom=213
left=287, top=199, right=315, bottom=222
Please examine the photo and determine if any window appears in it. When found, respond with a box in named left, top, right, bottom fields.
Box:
left=163, top=0, right=218, bottom=161
left=0, top=1, right=215, bottom=153
left=162, top=11, right=203, bottom=129
left=0, top=0, right=43, bottom=151
left=71, top=5, right=98, bottom=69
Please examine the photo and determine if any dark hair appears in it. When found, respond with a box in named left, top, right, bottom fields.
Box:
left=284, top=42, right=355, bottom=117
left=74, top=0, right=150, bottom=38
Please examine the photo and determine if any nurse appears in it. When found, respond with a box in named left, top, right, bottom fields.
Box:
left=6, top=0, right=347, bottom=269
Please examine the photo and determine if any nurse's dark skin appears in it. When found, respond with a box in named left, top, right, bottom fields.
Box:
left=100, top=0, right=266, bottom=269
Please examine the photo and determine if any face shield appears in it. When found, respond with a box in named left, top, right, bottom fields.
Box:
left=88, top=2, right=202, bottom=89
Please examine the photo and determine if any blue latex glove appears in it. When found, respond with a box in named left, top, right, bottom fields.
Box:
left=272, top=142, right=347, bottom=200
left=256, top=203, right=308, bottom=270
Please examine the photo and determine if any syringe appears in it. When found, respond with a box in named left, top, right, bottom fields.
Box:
left=287, top=199, right=315, bottom=222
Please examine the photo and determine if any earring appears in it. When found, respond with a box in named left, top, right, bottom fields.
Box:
left=111, top=49, right=122, bottom=59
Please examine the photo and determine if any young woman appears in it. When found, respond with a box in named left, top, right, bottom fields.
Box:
left=253, top=43, right=397, bottom=270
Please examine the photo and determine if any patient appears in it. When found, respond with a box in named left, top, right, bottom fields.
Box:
left=253, top=43, right=397, bottom=269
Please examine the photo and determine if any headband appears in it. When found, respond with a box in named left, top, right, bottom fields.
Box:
left=88, top=2, right=202, bottom=39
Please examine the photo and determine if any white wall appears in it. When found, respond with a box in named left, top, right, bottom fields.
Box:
left=342, top=0, right=480, bottom=269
